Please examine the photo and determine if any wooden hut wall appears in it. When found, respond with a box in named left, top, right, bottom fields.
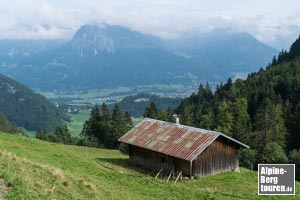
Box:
left=193, top=137, right=239, bottom=176
left=173, top=157, right=191, bottom=176
left=128, top=145, right=172, bottom=174
left=128, top=145, right=191, bottom=175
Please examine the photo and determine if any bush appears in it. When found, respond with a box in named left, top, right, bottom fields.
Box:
left=240, top=149, right=256, bottom=170
left=260, top=142, right=288, bottom=164
left=288, top=149, right=300, bottom=180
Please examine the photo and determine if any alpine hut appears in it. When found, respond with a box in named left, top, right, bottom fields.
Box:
left=118, top=118, right=249, bottom=177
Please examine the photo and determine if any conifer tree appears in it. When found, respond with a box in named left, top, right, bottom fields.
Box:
left=101, top=103, right=111, bottom=122
left=157, top=109, right=172, bottom=122
left=232, top=98, right=251, bottom=142
left=253, top=100, right=287, bottom=153
left=81, top=106, right=102, bottom=146
left=36, top=128, right=46, bottom=140
left=199, top=112, right=214, bottom=129
left=144, top=101, right=159, bottom=119
left=179, top=99, right=193, bottom=126
left=124, top=111, right=133, bottom=127
left=214, top=101, right=234, bottom=136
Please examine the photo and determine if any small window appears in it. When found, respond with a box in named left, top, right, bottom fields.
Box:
left=161, top=156, right=165, bottom=163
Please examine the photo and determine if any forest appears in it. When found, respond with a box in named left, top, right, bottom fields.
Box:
left=171, top=35, right=300, bottom=178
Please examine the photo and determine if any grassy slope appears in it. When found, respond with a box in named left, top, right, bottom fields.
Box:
left=0, top=132, right=299, bottom=200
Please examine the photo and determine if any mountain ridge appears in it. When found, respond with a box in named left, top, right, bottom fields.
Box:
left=0, top=24, right=278, bottom=92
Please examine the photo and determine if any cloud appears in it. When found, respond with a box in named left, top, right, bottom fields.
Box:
left=0, top=2, right=79, bottom=39
left=0, top=1, right=299, bottom=49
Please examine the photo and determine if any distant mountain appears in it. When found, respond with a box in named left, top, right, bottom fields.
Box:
left=108, top=93, right=182, bottom=117
left=0, top=40, right=66, bottom=74
left=3, top=24, right=190, bottom=91
left=0, top=73, right=66, bottom=131
left=165, top=28, right=279, bottom=79
left=0, top=24, right=278, bottom=92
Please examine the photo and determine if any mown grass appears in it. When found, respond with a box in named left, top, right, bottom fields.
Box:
left=0, top=132, right=299, bottom=200
left=67, top=113, right=142, bottom=137
left=67, top=111, right=90, bottom=137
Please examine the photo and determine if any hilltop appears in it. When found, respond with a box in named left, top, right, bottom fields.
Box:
left=0, top=132, right=299, bottom=199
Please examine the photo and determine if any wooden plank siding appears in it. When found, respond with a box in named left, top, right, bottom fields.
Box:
left=128, top=145, right=190, bottom=176
left=193, top=137, right=240, bottom=176
left=129, top=136, right=241, bottom=177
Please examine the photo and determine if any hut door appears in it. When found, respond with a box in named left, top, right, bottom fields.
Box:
left=160, top=155, right=174, bottom=175
left=160, top=155, right=166, bottom=167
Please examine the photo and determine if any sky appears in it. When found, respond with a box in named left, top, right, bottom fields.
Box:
left=0, top=0, right=299, bottom=50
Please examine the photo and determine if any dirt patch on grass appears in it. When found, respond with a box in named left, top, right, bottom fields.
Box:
left=0, top=178, right=9, bottom=200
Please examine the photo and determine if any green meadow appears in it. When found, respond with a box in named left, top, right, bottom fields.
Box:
left=67, top=111, right=91, bottom=137
left=0, top=132, right=299, bottom=200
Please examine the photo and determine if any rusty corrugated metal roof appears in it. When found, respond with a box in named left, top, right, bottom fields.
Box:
left=118, top=118, right=249, bottom=161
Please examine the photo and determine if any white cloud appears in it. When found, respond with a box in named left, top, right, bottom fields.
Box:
left=0, top=1, right=299, bottom=49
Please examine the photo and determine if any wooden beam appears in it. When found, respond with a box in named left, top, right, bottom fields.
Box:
left=190, top=160, right=193, bottom=177
left=155, top=168, right=163, bottom=180
left=174, top=171, right=182, bottom=184
left=166, top=168, right=174, bottom=183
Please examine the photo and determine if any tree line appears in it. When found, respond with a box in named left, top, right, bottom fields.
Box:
left=0, top=114, right=20, bottom=134
left=109, top=93, right=181, bottom=117
left=36, top=103, right=133, bottom=149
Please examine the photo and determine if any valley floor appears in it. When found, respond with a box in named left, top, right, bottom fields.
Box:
left=0, top=132, right=299, bottom=200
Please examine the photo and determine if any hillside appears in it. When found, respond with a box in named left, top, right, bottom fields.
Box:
left=0, top=132, right=299, bottom=199
left=175, top=34, right=300, bottom=176
left=0, top=24, right=277, bottom=92
left=0, top=73, right=66, bottom=131
left=0, top=114, right=19, bottom=134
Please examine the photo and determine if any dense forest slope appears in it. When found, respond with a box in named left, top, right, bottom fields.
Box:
left=176, top=35, right=300, bottom=173
left=0, top=73, right=66, bottom=131
left=0, top=132, right=299, bottom=199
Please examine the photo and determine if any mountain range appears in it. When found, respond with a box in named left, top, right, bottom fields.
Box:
left=0, top=24, right=278, bottom=92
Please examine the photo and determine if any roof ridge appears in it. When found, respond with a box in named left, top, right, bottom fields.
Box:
left=143, top=118, right=249, bottom=148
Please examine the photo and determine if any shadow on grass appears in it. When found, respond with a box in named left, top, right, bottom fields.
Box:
left=95, top=157, right=155, bottom=177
